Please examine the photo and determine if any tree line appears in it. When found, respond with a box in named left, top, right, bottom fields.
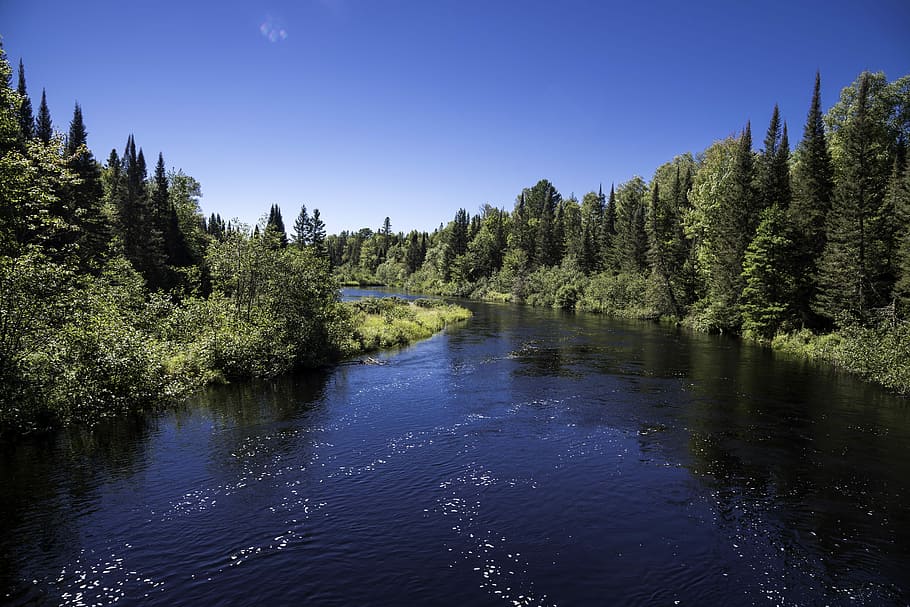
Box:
left=331, top=71, right=910, bottom=343
left=0, top=45, right=349, bottom=434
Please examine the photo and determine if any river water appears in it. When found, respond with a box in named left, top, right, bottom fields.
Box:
left=2, top=292, right=909, bottom=606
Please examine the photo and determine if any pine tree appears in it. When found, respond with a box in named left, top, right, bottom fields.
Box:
left=790, top=72, right=834, bottom=327
left=293, top=204, right=311, bottom=249
left=310, top=209, right=326, bottom=256
left=265, top=203, right=288, bottom=248
left=443, top=208, right=469, bottom=281
left=115, top=136, right=166, bottom=286
left=614, top=177, right=648, bottom=274
left=600, top=184, right=618, bottom=272
left=152, top=152, right=169, bottom=226
left=816, top=72, right=892, bottom=321
left=740, top=205, right=798, bottom=338
left=758, top=105, right=791, bottom=210
left=64, top=103, right=108, bottom=267
left=35, top=88, right=52, bottom=144
left=15, top=59, right=34, bottom=144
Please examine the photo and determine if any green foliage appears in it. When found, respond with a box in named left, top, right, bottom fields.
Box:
left=740, top=205, right=798, bottom=339
left=342, top=297, right=471, bottom=353
left=577, top=271, right=654, bottom=318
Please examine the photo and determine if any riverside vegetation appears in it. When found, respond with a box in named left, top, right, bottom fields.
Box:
left=0, top=46, right=469, bottom=436
left=2, top=43, right=909, bottom=436
left=325, top=71, right=910, bottom=394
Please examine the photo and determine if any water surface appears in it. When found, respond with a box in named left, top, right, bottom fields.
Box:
left=2, top=294, right=908, bottom=605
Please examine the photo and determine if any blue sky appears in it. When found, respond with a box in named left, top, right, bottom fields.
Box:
left=2, top=0, right=908, bottom=235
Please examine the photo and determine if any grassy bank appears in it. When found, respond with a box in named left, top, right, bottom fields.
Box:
left=338, top=297, right=473, bottom=354
left=770, top=322, right=910, bottom=394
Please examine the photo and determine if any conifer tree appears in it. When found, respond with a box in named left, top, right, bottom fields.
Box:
left=15, top=59, right=34, bottom=144
left=614, top=177, right=648, bottom=274
left=758, top=105, right=791, bottom=210
left=600, top=184, right=618, bottom=272
left=293, top=204, right=311, bottom=249
left=64, top=103, right=108, bottom=267
left=741, top=205, right=798, bottom=338
left=816, top=72, right=892, bottom=321
left=790, top=72, right=835, bottom=326
left=152, top=152, right=169, bottom=225
left=35, top=88, right=52, bottom=144
left=265, top=203, right=288, bottom=248
left=310, top=208, right=326, bottom=255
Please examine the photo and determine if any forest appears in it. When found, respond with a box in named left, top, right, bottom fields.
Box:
left=0, top=46, right=468, bottom=435
left=326, top=71, right=910, bottom=392
left=2, top=38, right=909, bottom=435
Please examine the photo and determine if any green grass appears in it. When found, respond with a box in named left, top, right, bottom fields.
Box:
left=340, top=297, right=472, bottom=355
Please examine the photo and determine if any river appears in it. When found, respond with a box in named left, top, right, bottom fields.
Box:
left=1, top=291, right=908, bottom=606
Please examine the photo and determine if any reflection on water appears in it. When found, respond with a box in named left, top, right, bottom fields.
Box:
left=1, top=297, right=908, bottom=606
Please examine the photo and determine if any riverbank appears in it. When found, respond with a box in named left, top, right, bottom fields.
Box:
left=0, top=295, right=471, bottom=438
left=373, top=274, right=910, bottom=396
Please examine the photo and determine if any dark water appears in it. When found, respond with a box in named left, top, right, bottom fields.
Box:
left=2, top=293, right=909, bottom=606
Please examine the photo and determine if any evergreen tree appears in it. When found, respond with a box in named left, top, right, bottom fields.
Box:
left=115, top=136, right=166, bottom=286
left=790, top=72, right=835, bottom=327
left=758, top=105, right=791, bottom=210
left=293, top=204, right=311, bottom=249
left=816, top=72, right=893, bottom=321
left=15, top=59, right=34, bottom=144
left=614, top=177, right=648, bottom=274
left=310, top=208, right=326, bottom=256
left=406, top=231, right=422, bottom=273
left=64, top=103, right=108, bottom=267
left=579, top=188, right=604, bottom=273
left=265, top=203, right=288, bottom=248
left=740, top=205, right=798, bottom=338
left=600, top=184, right=618, bottom=272
left=35, top=88, right=52, bottom=144
left=443, top=208, right=469, bottom=281
left=152, top=152, right=169, bottom=226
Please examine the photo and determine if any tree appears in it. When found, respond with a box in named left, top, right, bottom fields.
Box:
left=790, top=72, right=835, bottom=327
left=740, top=205, right=798, bottom=338
left=310, top=208, right=326, bottom=256
left=15, top=59, right=34, bottom=144
left=265, top=203, right=288, bottom=248
left=579, top=189, right=604, bottom=273
left=816, top=72, right=893, bottom=321
left=443, top=208, right=469, bottom=281
left=893, top=157, right=910, bottom=313
left=35, top=89, right=52, bottom=144
left=686, top=131, right=755, bottom=330
left=614, top=177, right=648, bottom=274
left=64, top=103, right=108, bottom=268
left=758, top=105, right=791, bottom=210
left=293, top=204, right=311, bottom=249
left=600, top=184, right=618, bottom=272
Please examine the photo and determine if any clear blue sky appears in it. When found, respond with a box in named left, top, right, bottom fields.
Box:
left=2, top=0, right=908, bottom=235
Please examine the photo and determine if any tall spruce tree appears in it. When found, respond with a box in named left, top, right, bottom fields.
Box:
left=790, top=72, right=834, bottom=326
left=15, top=59, right=34, bottom=144
left=600, top=184, right=618, bottom=272
left=265, top=203, right=288, bottom=248
left=758, top=105, right=792, bottom=210
left=293, top=204, right=311, bottom=249
left=35, top=88, right=52, bottom=144
left=310, top=208, right=326, bottom=256
left=64, top=103, right=108, bottom=267
left=740, top=204, right=798, bottom=338
left=816, top=72, right=892, bottom=321
left=614, top=177, right=648, bottom=274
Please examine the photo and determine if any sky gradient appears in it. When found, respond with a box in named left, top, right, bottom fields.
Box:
left=2, top=0, right=909, bottom=235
